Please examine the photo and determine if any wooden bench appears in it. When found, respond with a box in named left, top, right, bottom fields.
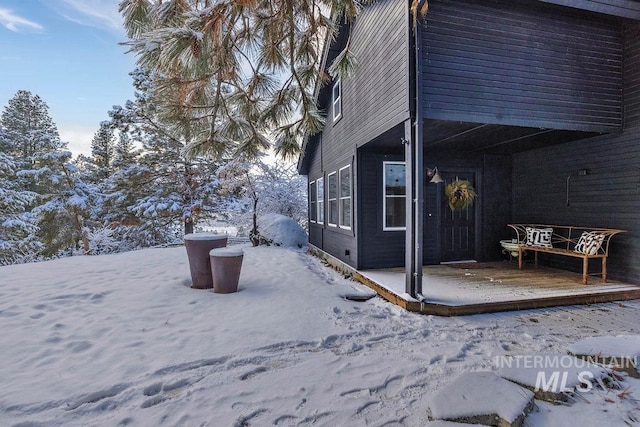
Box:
left=507, top=224, right=626, bottom=284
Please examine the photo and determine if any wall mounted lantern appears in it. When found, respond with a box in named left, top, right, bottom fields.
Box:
left=426, top=167, right=444, bottom=184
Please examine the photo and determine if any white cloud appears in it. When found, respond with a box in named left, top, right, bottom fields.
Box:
left=56, top=0, right=124, bottom=34
left=59, top=124, right=97, bottom=158
left=0, top=8, right=44, bottom=32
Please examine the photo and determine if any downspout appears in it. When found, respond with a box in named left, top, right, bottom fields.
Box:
left=413, top=4, right=425, bottom=297
left=405, top=0, right=425, bottom=299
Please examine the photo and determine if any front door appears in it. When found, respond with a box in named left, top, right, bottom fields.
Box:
left=440, top=171, right=476, bottom=262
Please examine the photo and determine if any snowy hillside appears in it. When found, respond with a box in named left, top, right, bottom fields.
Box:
left=1, top=245, right=640, bottom=426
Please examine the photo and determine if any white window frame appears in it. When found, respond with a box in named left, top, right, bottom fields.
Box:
left=332, top=78, right=342, bottom=122
left=309, top=180, right=317, bottom=223
left=317, top=176, right=325, bottom=225
left=382, top=161, right=406, bottom=231
left=338, top=165, right=351, bottom=230
left=327, top=172, right=338, bottom=227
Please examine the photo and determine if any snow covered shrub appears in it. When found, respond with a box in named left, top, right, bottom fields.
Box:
left=82, top=226, right=120, bottom=255
left=112, top=219, right=183, bottom=252
left=257, top=213, right=308, bottom=248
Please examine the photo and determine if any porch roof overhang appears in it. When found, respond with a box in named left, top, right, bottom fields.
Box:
left=538, top=0, right=640, bottom=20
left=357, top=119, right=616, bottom=154
left=421, top=119, right=617, bottom=154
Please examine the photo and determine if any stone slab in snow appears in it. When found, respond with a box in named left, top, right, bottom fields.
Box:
left=343, top=292, right=377, bottom=302
left=428, top=372, right=534, bottom=427
left=341, top=286, right=377, bottom=301
left=568, top=336, right=640, bottom=378
left=497, top=353, right=609, bottom=402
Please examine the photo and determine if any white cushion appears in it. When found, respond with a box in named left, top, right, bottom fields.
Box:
left=525, top=227, right=553, bottom=248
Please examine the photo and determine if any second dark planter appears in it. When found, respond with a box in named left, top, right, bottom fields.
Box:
left=209, top=247, right=244, bottom=294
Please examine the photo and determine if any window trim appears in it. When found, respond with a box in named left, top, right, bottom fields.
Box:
left=316, top=176, right=325, bottom=225
left=327, top=171, right=338, bottom=227
left=382, top=161, right=406, bottom=232
left=309, top=180, right=317, bottom=224
left=332, top=78, right=342, bottom=122
left=338, top=164, right=352, bottom=230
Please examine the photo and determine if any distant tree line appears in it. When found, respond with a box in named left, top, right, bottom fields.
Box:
left=0, top=70, right=307, bottom=266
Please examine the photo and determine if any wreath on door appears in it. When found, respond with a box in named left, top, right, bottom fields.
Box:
left=444, top=178, right=477, bottom=212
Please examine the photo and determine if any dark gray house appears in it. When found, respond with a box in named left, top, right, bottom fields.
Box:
left=298, top=0, right=640, bottom=297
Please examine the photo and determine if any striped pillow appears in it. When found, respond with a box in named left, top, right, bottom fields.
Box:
left=574, top=232, right=605, bottom=255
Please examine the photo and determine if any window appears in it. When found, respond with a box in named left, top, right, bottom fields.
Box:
left=332, top=79, right=341, bottom=122
left=383, top=162, right=406, bottom=230
left=328, top=172, right=338, bottom=226
left=317, top=177, right=325, bottom=224
left=309, top=181, right=317, bottom=223
left=339, top=165, right=351, bottom=229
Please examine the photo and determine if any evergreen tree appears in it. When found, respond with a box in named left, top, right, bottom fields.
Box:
left=1, top=90, right=68, bottom=200
left=0, top=90, right=66, bottom=174
left=90, top=122, right=115, bottom=180
left=106, top=68, right=224, bottom=247
left=0, top=152, right=41, bottom=265
left=113, top=132, right=138, bottom=170
left=24, top=150, right=101, bottom=257
left=1, top=90, right=100, bottom=259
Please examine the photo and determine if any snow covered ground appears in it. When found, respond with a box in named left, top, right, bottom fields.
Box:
left=1, top=243, right=640, bottom=426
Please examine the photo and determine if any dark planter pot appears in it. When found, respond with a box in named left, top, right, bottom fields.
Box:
left=184, top=233, right=228, bottom=289
left=209, top=247, right=244, bottom=294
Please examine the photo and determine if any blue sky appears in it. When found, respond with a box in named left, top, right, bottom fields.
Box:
left=0, top=0, right=137, bottom=156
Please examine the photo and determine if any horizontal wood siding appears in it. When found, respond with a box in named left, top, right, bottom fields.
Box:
left=358, top=151, right=406, bottom=269
left=320, top=0, right=410, bottom=155
left=624, top=20, right=640, bottom=127
left=307, top=0, right=410, bottom=268
left=332, top=0, right=410, bottom=149
left=308, top=225, right=323, bottom=249
left=422, top=0, right=623, bottom=132
left=321, top=151, right=358, bottom=268
left=481, top=155, right=514, bottom=260
left=512, top=21, right=640, bottom=284
left=306, top=135, right=323, bottom=249
left=306, top=134, right=357, bottom=267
